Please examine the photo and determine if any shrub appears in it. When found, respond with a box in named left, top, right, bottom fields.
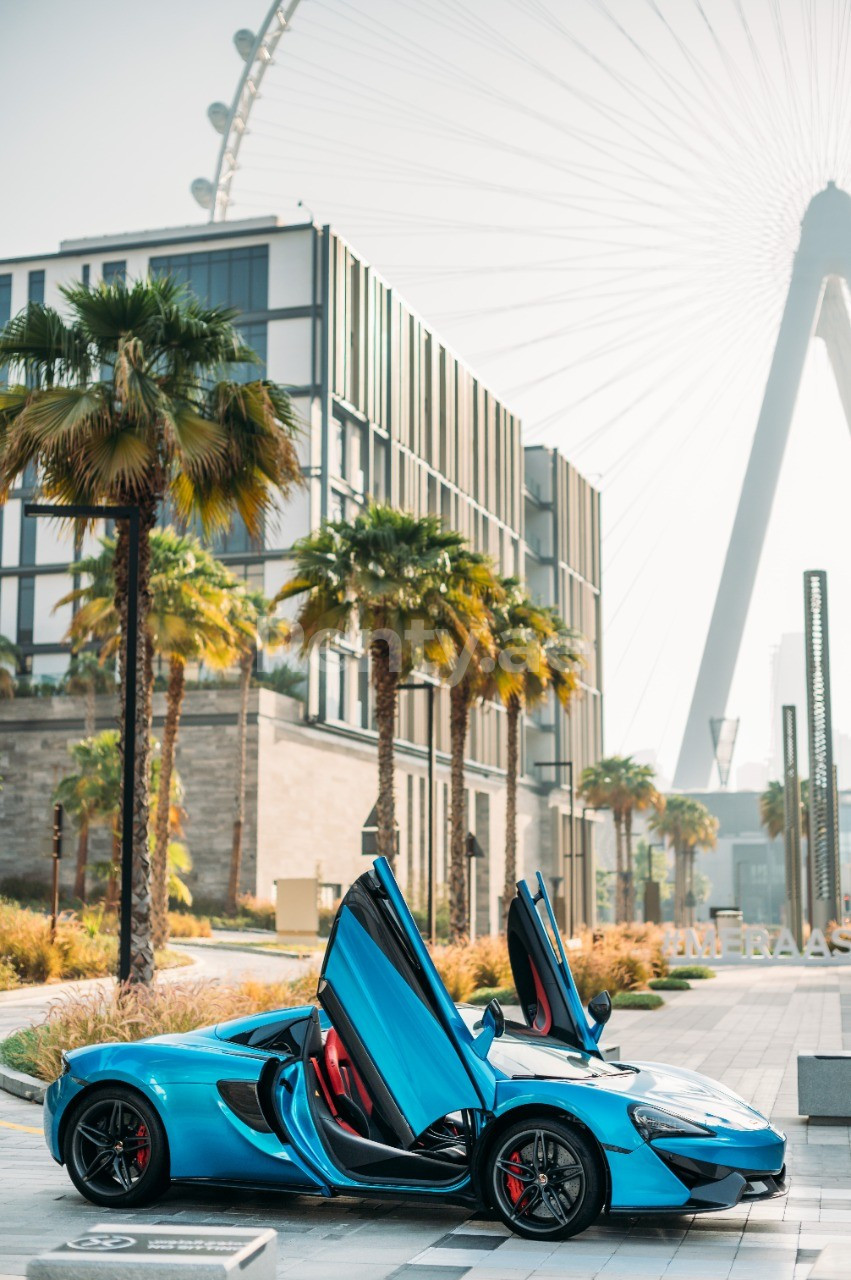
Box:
left=1, top=969, right=321, bottom=1082
left=0, top=899, right=112, bottom=984
left=467, top=985, right=516, bottom=1006
left=167, top=912, right=212, bottom=939
left=0, top=958, right=20, bottom=991
left=235, top=895, right=276, bottom=930
left=648, top=977, right=690, bottom=990
left=431, top=945, right=476, bottom=1002
left=466, top=936, right=512, bottom=989
left=674, top=965, right=716, bottom=979
left=612, top=991, right=664, bottom=1010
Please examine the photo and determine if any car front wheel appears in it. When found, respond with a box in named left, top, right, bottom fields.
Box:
left=64, top=1086, right=170, bottom=1208
left=487, top=1117, right=603, bottom=1240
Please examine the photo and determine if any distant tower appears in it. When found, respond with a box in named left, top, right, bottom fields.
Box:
left=675, top=184, right=851, bottom=788
left=804, top=571, right=842, bottom=928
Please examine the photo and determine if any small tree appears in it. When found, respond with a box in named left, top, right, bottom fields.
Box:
left=279, top=504, right=467, bottom=866
left=55, top=731, right=122, bottom=904
left=61, top=652, right=116, bottom=738
left=0, top=275, right=301, bottom=982
left=649, top=795, right=718, bottom=926
left=578, top=757, right=632, bottom=922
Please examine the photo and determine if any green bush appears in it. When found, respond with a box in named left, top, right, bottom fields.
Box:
left=648, top=977, right=690, bottom=990
left=674, top=965, right=716, bottom=980
left=468, top=985, right=516, bottom=1006
left=611, top=991, right=664, bottom=1010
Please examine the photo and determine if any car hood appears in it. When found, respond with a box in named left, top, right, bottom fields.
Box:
left=590, top=1059, right=773, bottom=1131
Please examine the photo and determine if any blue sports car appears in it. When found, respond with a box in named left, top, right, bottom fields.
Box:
left=44, top=859, right=787, bottom=1240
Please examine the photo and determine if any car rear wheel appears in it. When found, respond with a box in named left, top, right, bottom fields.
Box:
left=487, top=1117, right=603, bottom=1240
left=64, top=1086, right=170, bottom=1208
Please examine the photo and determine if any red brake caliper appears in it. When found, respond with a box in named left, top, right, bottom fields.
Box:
left=135, top=1124, right=149, bottom=1171
left=505, top=1149, right=524, bottom=1204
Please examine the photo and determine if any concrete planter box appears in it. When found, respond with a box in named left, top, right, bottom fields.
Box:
left=798, top=1051, right=851, bottom=1119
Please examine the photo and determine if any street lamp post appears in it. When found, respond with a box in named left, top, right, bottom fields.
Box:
left=25, top=502, right=140, bottom=982
left=399, top=680, right=437, bottom=945
left=534, top=759, right=575, bottom=935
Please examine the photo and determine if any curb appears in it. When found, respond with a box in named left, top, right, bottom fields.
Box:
left=175, top=940, right=311, bottom=959
left=0, top=1061, right=45, bottom=1104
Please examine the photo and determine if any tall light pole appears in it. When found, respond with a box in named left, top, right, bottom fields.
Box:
left=26, top=502, right=140, bottom=983
left=399, top=680, right=437, bottom=945
left=644, top=841, right=664, bottom=923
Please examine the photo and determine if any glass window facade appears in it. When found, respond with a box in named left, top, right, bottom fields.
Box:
left=19, top=510, right=36, bottom=565
left=28, top=271, right=44, bottom=305
left=103, top=261, right=126, bottom=283
left=149, top=246, right=268, bottom=313
left=235, top=320, right=267, bottom=381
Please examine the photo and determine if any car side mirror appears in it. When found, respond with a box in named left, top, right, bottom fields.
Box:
left=588, top=990, right=612, bottom=1026
left=472, top=997, right=505, bottom=1059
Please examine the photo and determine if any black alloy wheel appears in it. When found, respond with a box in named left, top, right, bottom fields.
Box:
left=488, top=1117, right=603, bottom=1240
left=64, top=1086, right=170, bottom=1208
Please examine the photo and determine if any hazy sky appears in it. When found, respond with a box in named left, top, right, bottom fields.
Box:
left=4, top=0, right=851, bottom=785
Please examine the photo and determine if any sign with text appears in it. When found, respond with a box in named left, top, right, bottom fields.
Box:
left=663, top=923, right=851, bottom=963
left=27, top=1224, right=276, bottom=1279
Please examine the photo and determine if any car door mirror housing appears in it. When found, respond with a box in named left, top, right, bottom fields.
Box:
left=472, top=997, right=505, bottom=1059
left=588, top=991, right=612, bottom=1026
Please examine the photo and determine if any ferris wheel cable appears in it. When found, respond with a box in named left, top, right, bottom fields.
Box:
left=505, top=279, right=778, bottom=411
left=830, top=0, right=851, bottom=172
left=601, top=320, right=777, bottom=558
left=425, top=0, right=748, bottom=177
left=521, top=300, right=769, bottom=454
left=310, top=0, right=728, bottom=187
left=267, top=25, right=712, bottom=196
left=467, top=270, right=763, bottom=367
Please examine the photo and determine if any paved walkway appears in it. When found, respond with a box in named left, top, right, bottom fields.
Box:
left=1, top=964, right=850, bottom=1280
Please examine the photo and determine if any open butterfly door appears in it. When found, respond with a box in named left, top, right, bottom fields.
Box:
left=506, top=873, right=603, bottom=1057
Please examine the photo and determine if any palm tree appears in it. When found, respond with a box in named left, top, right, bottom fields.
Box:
left=62, top=528, right=237, bottom=945
left=425, top=550, right=504, bottom=941
left=490, top=584, right=582, bottom=930
left=61, top=651, right=115, bottom=737
left=0, top=634, right=19, bottom=700
left=759, top=780, right=785, bottom=840
left=621, top=762, right=664, bottom=921
left=648, top=794, right=718, bottom=926
left=226, top=588, right=290, bottom=914
left=55, top=731, right=122, bottom=904
left=0, top=275, right=301, bottom=982
left=278, top=503, right=467, bottom=865
left=578, top=757, right=633, bottom=922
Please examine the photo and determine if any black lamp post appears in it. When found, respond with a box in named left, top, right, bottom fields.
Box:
left=399, top=679, right=437, bottom=945
left=644, top=841, right=665, bottom=924
left=26, top=502, right=140, bottom=982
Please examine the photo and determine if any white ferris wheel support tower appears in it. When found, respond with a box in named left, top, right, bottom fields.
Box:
left=674, top=182, right=851, bottom=790
left=191, top=0, right=304, bottom=223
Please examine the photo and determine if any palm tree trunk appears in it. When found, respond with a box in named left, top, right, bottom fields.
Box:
left=624, top=807, right=634, bottom=921
left=370, top=638, right=398, bottom=867
left=614, top=816, right=625, bottom=922
left=674, top=845, right=684, bottom=926
left=73, top=821, right=88, bottom=902
left=113, top=504, right=156, bottom=985
left=227, top=652, right=253, bottom=914
left=449, top=682, right=470, bottom=943
left=85, top=685, right=95, bottom=739
left=502, top=696, right=520, bottom=931
left=151, top=657, right=185, bottom=949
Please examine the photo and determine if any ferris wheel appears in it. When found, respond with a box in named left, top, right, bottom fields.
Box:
left=188, top=1, right=851, bottom=780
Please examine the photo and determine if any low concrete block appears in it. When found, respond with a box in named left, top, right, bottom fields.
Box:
left=797, top=1052, right=851, bottom=1118
left=26, top=1224, right=276, bottom=1280
left=810, top=1244, right=851, bottom=1279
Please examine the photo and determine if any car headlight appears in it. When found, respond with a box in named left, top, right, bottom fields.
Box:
left=629, top=1103, right=715, bottom=1140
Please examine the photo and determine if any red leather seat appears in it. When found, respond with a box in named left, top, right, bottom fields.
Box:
left=324, top=1029, right=373, bottom=1118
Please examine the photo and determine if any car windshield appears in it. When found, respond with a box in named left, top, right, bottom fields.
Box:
left=457, top=1007, right=624, bottom=1080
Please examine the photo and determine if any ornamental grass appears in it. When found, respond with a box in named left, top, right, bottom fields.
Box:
left=1, top=969, right=321, bottom=1082
left=0, top=900, right=112, bottom=986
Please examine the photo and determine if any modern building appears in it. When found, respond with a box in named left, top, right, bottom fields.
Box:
left=0, top=217, right=603, bottom=933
